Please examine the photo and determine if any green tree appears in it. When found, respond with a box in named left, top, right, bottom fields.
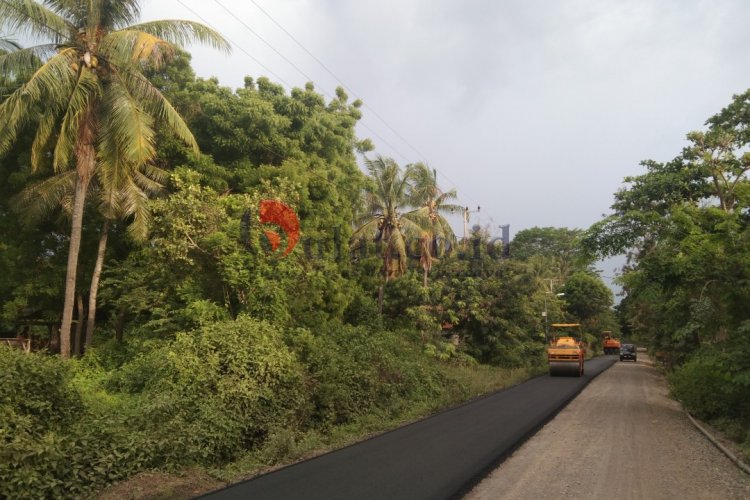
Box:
left=15, top=158, right=166, bottom=351
left=0, top=0, right=228, bottom=358
left=351, top=156, right=425, bottom=311
left=406, top=163, right=460, bottom=286
left=430, top=229, right=544, bottom=366
left=585, top=90, right=750, bottom=361
left=560, top=271, right=613, bottom=327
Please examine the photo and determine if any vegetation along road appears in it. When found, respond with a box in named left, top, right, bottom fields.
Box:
left=199, top=357, right=616, bottom=500
left=466, top=354, right=750, bottom=500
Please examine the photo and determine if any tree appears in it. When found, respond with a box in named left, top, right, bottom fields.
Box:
left=510, top=227, right=591, bottom=266
left=16, top=156, right=166, bottom=352
left=0, top=0, right=229, bottom=358
left=585, top=90, right=750, bottom=362
left=406, top=162, right=460, bottom=286
left=560, top=271, right=613, bottom=327
left=351, top=156, right=426, bottom=310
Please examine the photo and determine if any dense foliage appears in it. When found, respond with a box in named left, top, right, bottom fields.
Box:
left=585, top=89, right=750, bottom=455
left=0, top=3, right=618, bottom=496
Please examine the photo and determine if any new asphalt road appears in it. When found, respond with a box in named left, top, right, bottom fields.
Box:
left=198, top=357, right=616, bottom=500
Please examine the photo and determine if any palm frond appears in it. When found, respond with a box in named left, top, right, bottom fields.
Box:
left=0, top=36, right=21, bottom=51
left=402, top=206, right=432, bottom=228
left=399, top=216, right=429, bottom=239
left=351, top=217, right=381, bottom=242
left=30, top=108, right=58, bottom=171
left=99, top=76, right=155, bottom=165
left=0, top=48, right=78, bottom=156
left=54, top=66, right=102, bottom=171
left=128, top=20, right=231, bottom=53
left=132, top=167, right=165, bottom=194
left=0, top=0, right=75, bottom=44
left=119, top=69, right=198, bottom=152
left=0, top=43, right=56, bottom=81
left=99, top=30, right=174, bottom=68
left=16, top=48, right=78, bottom=104
left=138, top=163, right=169, bottom=185
left=12, top=169, right=77, bottom=223
left=124, top=187, right=151, bottom=241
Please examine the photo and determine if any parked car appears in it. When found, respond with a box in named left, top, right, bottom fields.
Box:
left=620, top=343, right=637, bottom=362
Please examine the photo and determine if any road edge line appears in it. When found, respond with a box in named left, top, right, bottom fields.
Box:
left=685, top=411, right=750, bottom=475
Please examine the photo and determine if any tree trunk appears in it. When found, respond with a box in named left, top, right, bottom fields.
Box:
left=59, top=175, right=90, bottom=359
left=85, top=219, right=110, bottom=350
left=73, top=293, right=85, bottom=356
left=115, top=309, right=126, bottom=343
left=60, top=106, right=96, bottom=360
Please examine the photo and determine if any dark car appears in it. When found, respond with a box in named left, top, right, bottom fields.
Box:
left=620, top=343, right=637, bottom=362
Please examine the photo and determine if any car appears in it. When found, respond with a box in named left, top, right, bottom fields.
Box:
left=620, top=343, right=637, bottom=362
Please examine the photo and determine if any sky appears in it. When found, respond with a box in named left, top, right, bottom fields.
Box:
left=140, top=0, right=750, bottom=285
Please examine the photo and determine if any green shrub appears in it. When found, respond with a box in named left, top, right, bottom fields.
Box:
left=286, top=323, right=445, bottom=428
left=0, top=346, right=82, bottom=429
left=669, top=340, right=750, bottom=422
left=0, top=347, right=151, bottom=498
left=118, top=315, right=308, bottom=464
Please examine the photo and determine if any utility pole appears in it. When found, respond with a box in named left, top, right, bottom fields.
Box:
left=544, top=290, right=566, bottom=343
left=463, top=206, right=480, bottom=240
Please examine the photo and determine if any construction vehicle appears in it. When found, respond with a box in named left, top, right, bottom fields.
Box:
left=602, top=331, right=621, bottom=355
left=547, top=323, right=586, bottom=377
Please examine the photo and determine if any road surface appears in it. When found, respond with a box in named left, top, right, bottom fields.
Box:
left=466, top=354, right=750, bottom=500
left=199, top=357, right=615, bottom=500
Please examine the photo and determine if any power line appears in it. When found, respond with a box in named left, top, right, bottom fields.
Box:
left=174, top=0, right=293, bottom=89
left=244, top=0, right=484, bottom=209
left=174, top=0, right=484, bottom=210
left=208, top=0, right=417, bottom=166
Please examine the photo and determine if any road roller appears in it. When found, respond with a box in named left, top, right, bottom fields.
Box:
left=602, top=330, right=621, bottom=355
left=547, top=323, right=585, bottom=377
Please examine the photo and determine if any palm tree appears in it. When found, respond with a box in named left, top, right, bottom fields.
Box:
left=0, top=0, right=229, bottom=358
left=406, top=163, right=460, bottom=286
left=352, top=156, right=425, bottom=310
left=15, top=157, right=167, bottom=353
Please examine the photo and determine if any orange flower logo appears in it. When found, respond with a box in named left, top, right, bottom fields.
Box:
left=258, top=200, right=300, bottom=256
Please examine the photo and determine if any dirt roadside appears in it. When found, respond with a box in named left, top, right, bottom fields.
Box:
left=465, top=354, right=750, bottom=500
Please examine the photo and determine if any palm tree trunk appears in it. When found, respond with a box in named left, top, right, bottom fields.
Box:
left=60, top=108, right=96, bottom=360
left=73, top=293, right=84, bottom=356
left=85, top=219, right=110, bottom=350
left=59, top=175, right=90, bottom=359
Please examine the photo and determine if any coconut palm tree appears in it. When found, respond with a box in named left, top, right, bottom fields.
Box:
left=0, top=0, right=229, bottom=358
left=15, top=156, right=166, bottom=353
left=352, top=156, right=426, bottom=310
left=406, top=162, right=460, bottom=286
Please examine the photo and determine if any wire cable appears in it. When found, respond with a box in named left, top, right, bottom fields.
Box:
left=245, top=0, right=484, bottom=209
left=208, top=0, right=418, bottom=166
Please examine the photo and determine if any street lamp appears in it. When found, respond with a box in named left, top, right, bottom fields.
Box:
left=544, top=292, right=565, bottom=343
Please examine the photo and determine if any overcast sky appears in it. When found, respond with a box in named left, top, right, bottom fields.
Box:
left=141, top=0, right=750, bottom=255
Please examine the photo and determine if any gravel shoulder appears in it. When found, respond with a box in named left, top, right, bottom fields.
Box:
left=465, top=354, right=750, bottom=500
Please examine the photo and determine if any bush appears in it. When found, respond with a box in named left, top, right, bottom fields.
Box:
left=0, top=346, right=82, bottom=429
left=668, top=341, right=750, bottom=422
left=117, top=315, right=308, bottom=464
left=286, top=323, right=445, bottom=428
left=0, top=347, right=150, bottom=498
